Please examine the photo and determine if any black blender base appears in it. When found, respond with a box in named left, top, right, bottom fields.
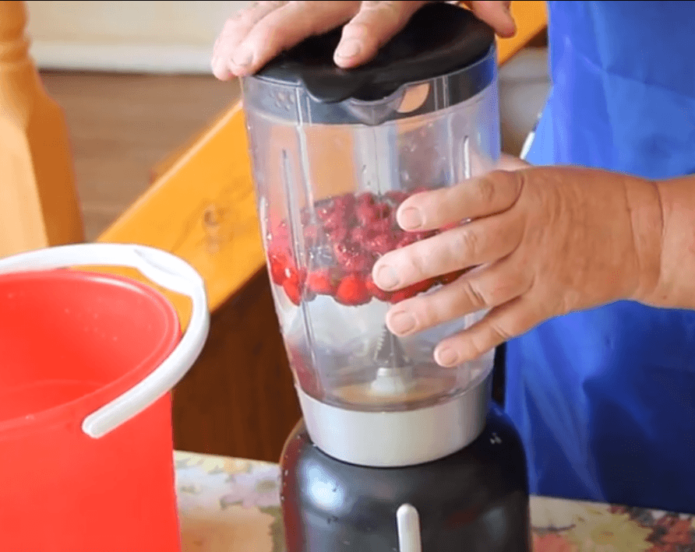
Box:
left=280, top=404, right=531, bottom=551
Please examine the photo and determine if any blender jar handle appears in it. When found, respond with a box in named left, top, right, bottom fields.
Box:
left=0, top=243, right=210, bottom=438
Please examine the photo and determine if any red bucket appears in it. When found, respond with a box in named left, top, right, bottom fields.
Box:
left=0, top=244, right=209, bottom=552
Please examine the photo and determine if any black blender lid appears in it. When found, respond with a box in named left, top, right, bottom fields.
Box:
left=254, top=2, right=495, bottom=103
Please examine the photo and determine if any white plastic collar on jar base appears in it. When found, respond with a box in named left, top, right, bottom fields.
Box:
left=296, top=372, right=491, bottom=468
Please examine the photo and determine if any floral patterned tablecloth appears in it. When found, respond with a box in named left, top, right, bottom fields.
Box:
left=175, top=451, right=695, bottom=552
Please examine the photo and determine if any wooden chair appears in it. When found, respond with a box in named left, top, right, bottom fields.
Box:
left=0, top=0, right=547, bottom=462
left=0, top=0, right=83, bottom=258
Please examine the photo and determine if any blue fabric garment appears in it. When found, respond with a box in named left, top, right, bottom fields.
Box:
left=505, top=1, right=695, bottom=513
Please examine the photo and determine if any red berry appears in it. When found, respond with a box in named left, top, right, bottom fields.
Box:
left=282, top=265, right=306, bottom=306
left=396, top=233, right=419, bottom=248
left=356, top=200, right=390, bottom=226
left=335, top=273, right=371, bottom=306
left=356, top=203, right=380, bottom=226
left=356, top=192, right=376, bottom=207
left=326, top=225, right=349, bottom=245
left=389, top=279, right=437, bottom=303
left=268, top=252, right=288, bottom=285
left=375, top=202, right=391, bottom=218
left=386, top=190, right=409, bottom=205
left=439, top=269, right=467, bottom=285
left=283, top=278, right=302, bottom=306
left=365, top=234, right=396, bottom=256
left=316, top=203, right=334, bottom=223
left=269, top=219, right=289, bottom=238
left=321, top=210, right=344, bottom=233
left=333, top=242, right=374, bottom=272
left=306, top=269, right=339, bottom=296
left=365, top=274, right=391, bottom=302
left=333, top=194, right=356, bottom=214
left=371, top=218, right=392, bottom=236
left=350, top=226, right=373, bottom=244
left=267, top=237, right=290, bottom=257
left=267, top=243, right=292, bottom=285
left=331, top=196, right=356, bottom=229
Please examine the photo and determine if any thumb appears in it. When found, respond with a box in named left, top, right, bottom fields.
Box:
left=463, top=1, right=516, bottom=38
left=334, top=1, right=428, bottom=68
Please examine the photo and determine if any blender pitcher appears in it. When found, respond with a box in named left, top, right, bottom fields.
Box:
left=242, top=4, right=531, bottom=551
left=243, top=2, right=500, bottom=468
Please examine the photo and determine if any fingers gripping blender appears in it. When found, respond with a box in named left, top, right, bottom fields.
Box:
left=241, top=4, right=531, bottom=551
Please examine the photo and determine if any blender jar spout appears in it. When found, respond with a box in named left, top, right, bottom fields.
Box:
left=343, top=92, right=403, bottom=126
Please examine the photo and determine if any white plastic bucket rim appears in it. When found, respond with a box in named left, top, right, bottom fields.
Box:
left=0, top=243, right=210, bottom=438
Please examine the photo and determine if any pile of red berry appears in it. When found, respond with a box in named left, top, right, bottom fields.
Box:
left=266, top=190, right=466, bottom=307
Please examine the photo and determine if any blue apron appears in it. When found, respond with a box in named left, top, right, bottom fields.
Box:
left=506, top=1, right=695, bottom=513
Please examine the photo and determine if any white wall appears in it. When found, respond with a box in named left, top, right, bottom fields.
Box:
left=25, top=1, right=251, bottom=74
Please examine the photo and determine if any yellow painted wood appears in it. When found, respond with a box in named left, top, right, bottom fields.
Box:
left=0, top=0, right=83, bottom=258
left=97, top=102, right=263, bottom=325
left=497, top=1, right=548, bottom=65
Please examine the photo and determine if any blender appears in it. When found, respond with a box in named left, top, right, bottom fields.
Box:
left=241, top=3, right=531, bottom=550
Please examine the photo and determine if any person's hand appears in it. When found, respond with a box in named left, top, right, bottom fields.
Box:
left=212, top=1, right=515, bottom=80
left=371, top=164, right=664, bottom=367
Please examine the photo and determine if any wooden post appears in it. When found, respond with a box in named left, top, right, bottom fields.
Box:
left=0, top=0, right=83, bottom=257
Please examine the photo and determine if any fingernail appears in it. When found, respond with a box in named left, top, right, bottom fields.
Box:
left=389, top=311, right=417, bottom=335
left=436, top=347, right=459, bottom=367
left=399, top=207, right=423, bottom=230
left=233, top=46, right=253, bottom=67
left=335, top=39, right=361, bottom=59
left=374, top=264, right=400, bottom=290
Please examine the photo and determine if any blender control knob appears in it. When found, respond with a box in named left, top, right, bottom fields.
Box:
left=396, top=503, right=422, bottom=552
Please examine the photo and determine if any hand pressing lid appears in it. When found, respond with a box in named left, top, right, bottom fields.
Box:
left=253, top=2, right=496, bottom=104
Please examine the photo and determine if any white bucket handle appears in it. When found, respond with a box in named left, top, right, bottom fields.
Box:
left=0, top=243, right=210, bottom=438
